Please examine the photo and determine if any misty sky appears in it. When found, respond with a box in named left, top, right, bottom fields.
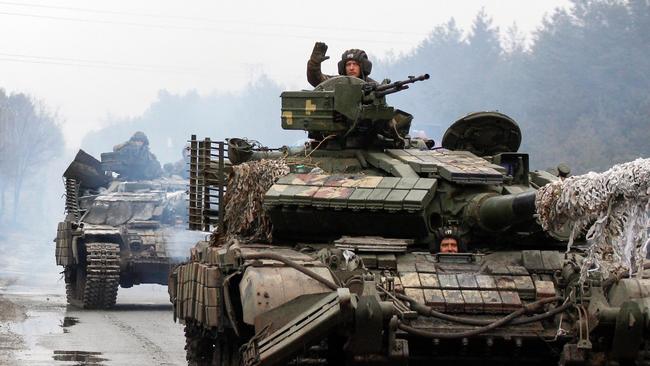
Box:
left=0, top=0, right=569, bottom=148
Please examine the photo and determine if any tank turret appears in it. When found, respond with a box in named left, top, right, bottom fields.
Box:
left=226, top=94, right=552, bottom=247
left=281, top=75, right=428, bottom=150
left=216, top=76, right=546, bottom=246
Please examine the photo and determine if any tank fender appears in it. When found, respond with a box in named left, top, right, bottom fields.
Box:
left=239, top=265, right=335, bottom=325
left=81, top=226, right=122, bottom=243
left=79, top=226, right=124, bottom=253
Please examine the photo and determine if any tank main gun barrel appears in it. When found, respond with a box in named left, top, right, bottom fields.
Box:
left=465, top=191, right=537, bottom=232
left=366, top=74, right=430, bottom=97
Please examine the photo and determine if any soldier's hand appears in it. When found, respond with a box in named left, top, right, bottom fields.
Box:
left=310, top=42, right=330, bottom=64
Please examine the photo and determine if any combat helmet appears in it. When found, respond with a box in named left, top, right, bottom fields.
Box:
left=129, top=131, right=150, bottom=146
left=337, top=48, right=372, bottom=77
left=430, top=227, right=467, bottom=253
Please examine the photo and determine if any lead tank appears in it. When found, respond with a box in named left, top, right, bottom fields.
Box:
left=55, top=134, right=190, bottom=309
left=169, top=75, right=649, bottom=365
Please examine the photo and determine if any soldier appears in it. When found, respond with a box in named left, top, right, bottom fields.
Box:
left=307, top=41, right=376, bottom=87
left=105, top=131, right=163, bottom=180
left=439, top=235, right=459, bottom=254
left=431, top=228, right=465, bottom=254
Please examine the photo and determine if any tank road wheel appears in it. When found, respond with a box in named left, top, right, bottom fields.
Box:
left=184, top=321, right=214, bottom=366
left=65, top=243, right=120, bottom=309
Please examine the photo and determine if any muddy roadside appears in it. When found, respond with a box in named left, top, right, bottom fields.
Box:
left=0, top=278, right=27, bottom=366
left=0, top=227, right=65, bottom=366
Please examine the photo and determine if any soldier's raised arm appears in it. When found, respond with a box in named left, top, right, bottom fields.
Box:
left=307, top=41, right=331, bottom=87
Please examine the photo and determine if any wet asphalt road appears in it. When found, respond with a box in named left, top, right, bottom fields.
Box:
left=0, top=231, right=188, bottom=366
left=1, top=286, right=186, bottom=366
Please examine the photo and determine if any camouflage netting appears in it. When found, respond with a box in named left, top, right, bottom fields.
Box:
left=536, top=158, right=650, bottom=282
left=214, top=159, right=290, bottom=244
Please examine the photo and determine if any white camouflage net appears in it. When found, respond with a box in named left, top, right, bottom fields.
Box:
left=536, top=158, right=650, bottom=282
left=217, top=159, right=290, bottom=244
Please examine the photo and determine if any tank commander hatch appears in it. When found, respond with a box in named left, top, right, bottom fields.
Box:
left=307, top=41, right=376, bottom=87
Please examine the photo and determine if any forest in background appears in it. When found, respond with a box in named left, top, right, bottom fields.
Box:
left=82, top=0, right=650, bottom=173
left=379, top=0, right=650, bottom=172
left=2, top=0, right=649, bottom=229
left=0, top=91, right=63, bottom=227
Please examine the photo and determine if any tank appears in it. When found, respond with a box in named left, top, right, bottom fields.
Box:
left=168, top=75, right=649, bottom=365
left=55, top=134, right=190, bottom=309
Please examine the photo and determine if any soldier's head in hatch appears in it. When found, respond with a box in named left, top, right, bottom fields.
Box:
left=432, top=228, right=463, bottom=254
left=440, top=236, right=459, bottom=254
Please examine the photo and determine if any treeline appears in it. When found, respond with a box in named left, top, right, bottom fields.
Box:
left=378, top=0, right=650, bottom=172
left=86, top=0, right=649, bottom=173
left=0, top=90, right=64, bottom=225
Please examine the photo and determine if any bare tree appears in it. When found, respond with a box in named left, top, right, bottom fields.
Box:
left=0, top=89, right=11, bottom=220
left=0, top=91, right=63, bottom=224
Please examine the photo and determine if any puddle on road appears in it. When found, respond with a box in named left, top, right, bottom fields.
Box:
left=9, top=309, right=64, bottom=346
left=7, top=303, right=97, bottom=365
left=52, top=350, right=108, bottom=364
left=10, top=309, right=110, bottom=365
left=60, top=316, right=79, bottom=333
left=8, top=308, right=67, bottom=363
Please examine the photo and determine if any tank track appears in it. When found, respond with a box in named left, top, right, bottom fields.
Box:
left=67, top=243, right=120, bottom=309
left=184, top=321, right=216, bottom=366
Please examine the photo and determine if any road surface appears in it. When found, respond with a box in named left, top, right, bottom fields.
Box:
left=0, top=230, right=187, bottom=366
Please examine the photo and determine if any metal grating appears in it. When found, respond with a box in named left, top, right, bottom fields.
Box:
left=188, top=135, right=228, bottom=232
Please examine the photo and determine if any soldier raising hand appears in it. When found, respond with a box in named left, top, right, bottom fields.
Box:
left=307, top=41, right=375, bottom=87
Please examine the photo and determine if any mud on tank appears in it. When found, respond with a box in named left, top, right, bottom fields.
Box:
left=169, top=75, right=650, bottom=365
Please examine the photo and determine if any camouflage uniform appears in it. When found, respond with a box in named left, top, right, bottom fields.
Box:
left=109, top=132, right=162, bottom=180
left=307, top=42, right=376, bottom=87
